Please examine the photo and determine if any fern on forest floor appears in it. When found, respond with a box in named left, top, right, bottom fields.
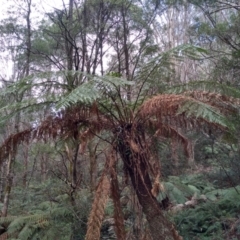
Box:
left=162, top=174, right=240, bottom=239
left=0, top=181, right=92, bottom=240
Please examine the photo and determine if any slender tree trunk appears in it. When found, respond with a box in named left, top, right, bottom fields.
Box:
left=88, top=142, right=97, bottom=192
left=1, top=153, right=14, bottom=217
left=117, top=126, right=182, bottom=240
left=121, top=2, right=131, bottom=101
left=41, top=153, right=47, bottom=182
left=25, top=0, right=32, bottom=76
left=0, top=165, right=5, bottom=202
left=20, top=0, right=32, bottom=188
left=72, top=143, right=79, bottom=189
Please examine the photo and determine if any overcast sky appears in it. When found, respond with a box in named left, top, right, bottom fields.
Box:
left=0, top=0, right=67, bottom=20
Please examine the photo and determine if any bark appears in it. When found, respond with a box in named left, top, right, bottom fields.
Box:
left=1, top=153, right=14, bottom=217
left=121, top=2, right=131, bottom=101
left=0, top=165, right=5, bottom=202
left=25, top=0, right=32, bottom=76
left=65, top=143, right=79, bottom=206
left=117, top=126, right=182, bottom=240
left=22, top=143, right=29, bottom=187
left=88, top=142, right=97, bottom=192
left=72, top=143, right=79, bottom=189
left=41, top=154, right=47, bottom=182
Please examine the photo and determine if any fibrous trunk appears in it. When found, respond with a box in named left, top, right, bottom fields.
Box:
left=117, top=125, right=182, bottom=240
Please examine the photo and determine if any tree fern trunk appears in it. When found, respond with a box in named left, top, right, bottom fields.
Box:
left=117, top=127, right=182, bottom=240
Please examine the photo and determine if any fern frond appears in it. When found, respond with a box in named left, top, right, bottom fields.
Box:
left=56, top=73, right=133, bottom=109
left=0, top=206, right=73, bottom=239
left=134, top=45, right=207, bottom=83
left=0, top=232, right=8, bottom=240
left=0, top=71, right=69, bottom=97
left=0, top=98, right=59, bottom=126
left=85, top=175, right=110, bottom=240
left=0, top=216, right=17, bottom=225
left=56, top=81, right=100, bottom=109
left=178, top=99, right=229, bottom=127
left=0, top=104, right=111, bottom=163
left=17, top=224, right=38, bottom=240
left=108, top=152, right=126, bottom=240
left=138, top=93, right=232, bottom=130
left=152, top=123, right=194, bottom=161
left=168, top=81, right=240, bottom=99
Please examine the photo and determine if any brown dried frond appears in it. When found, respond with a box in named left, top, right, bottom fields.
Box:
left=85, top=175, right=110, bottom=240
left=151, top=173, right=161, bottom=197
left=139, top=94, right=188, bottom=118
left=79, top=128, right=94, bottom=154
left=107, top=151, right=126, bottom=240
left=0, top=104, right=113, bottom=164
left=0, top=128, right=33, bottom=164
left=0, top=232, right=8, bottom=240
left=139, top=92, right=240, bottom=130
left=154, top=124, right=194, bottom=161
left=184, top=90, right=240, bottom=114
left=141, top=228, right=153, bottom=240
left=129, top=139, right=140, bottom=153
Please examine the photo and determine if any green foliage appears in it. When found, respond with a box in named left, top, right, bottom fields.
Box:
left=174, top=187, right=240, bottom=239
left=168, top=81, right=240, bottom=99
left=1, top=181, right=92, bottom=240
left=179, top=99, right=230, bottom=128
left=159, top=172, right=240, bottom=239
left=56, top=73, right=134, bottom=109
left=157, top=175, right=203, bottom=204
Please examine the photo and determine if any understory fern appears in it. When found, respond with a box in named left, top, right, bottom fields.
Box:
left=0, top=182, right=92, bottom=240
left=0, top=204, right=73, bottom=240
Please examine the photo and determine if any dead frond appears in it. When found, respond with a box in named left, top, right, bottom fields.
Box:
left=151, top=173, right=161, bottom=197
left=108, top=151, right=126, bottom=240
left=85, top=175, right=110, bottom=240
left=0, top=104, right=112, bottom=165
left=0, top=232, right=8, bottom=240
left=139, top=94, right=188, bottom=118
left=184, top=90, right=240, bottom=112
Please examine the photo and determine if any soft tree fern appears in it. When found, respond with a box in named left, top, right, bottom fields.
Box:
left=0, top=45, right=239, bottom=239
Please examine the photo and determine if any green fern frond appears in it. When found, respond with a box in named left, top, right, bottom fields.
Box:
left=0, top=71, right=69, bottom=97
left=7, top=217, right=27, bottom=235
left=56, top=81, right=100, bottom=109
left=134, top=44, right=208, bottom=98
left=178, top=99, right=232, bottom=128
left=50, top=207, right=72, bottom=218
left=17, top=224, right=38, bottom=240
left=1, top=207, right=72, bottom=240
left=0, top=216, right=17, bottom=224
left=56, top=74, right=133, bottom=109
left=168, top=81, right=240, bottom=99
left=0, top=98, right=59, bottom=125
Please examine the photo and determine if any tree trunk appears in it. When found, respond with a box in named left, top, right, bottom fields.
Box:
left=1, top=153, right=14, bottom=217
left=117, top=127, right=182, bottom=240
left=88, top=141, right=97, bottom=192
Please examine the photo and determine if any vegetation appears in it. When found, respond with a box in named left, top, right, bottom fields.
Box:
left=0, top=0, right=240, bottom=239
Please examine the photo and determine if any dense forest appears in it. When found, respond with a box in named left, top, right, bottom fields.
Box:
left=0, top=0, right=240, bottom=239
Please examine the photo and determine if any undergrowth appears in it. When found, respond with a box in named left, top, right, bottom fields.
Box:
left=171, top=174, right=240, bottom=240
